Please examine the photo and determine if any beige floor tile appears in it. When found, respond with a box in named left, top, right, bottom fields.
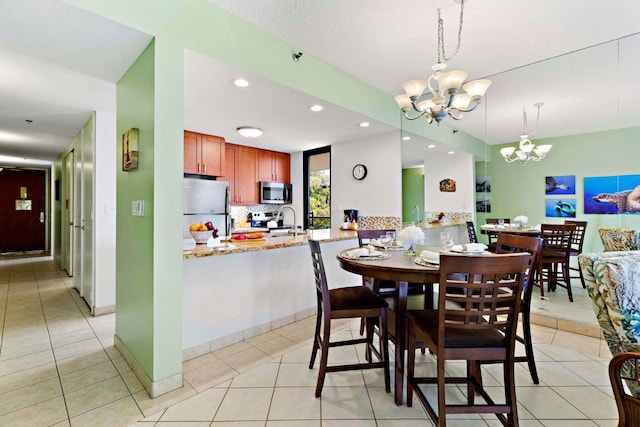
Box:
left=213, top=341, right=252, bottom=359
left=56, top=349, right=111, bottom=375
left=121, top=369, right=146, bottom=393
left=275, top=362, right=318, bottom=387
left=60, top=360, right=119, bottom=393
left=266, top=421, right=320, bottom=427
left=154, top=422, right=210, bottom=426
left=516, top=386, right=587, bottom=419
left=0, top=362, right=58, bottom=394
left=183, top=352, right=220, bottom=373
left=368, top=386, right=427, bottom=420
left=374, top=421, right=433, bottom=427
left=0, top=348, right=55, bottom=376
left=133, top=382, right=197, bottom=417
left=212, top=422, right=265, bottom=427
left=0, top=396, right=68, bottom=427
left=559, top=360, right=611, bottom=386
left=183, top=357, right=238, bottom=393
left=50, top=326, right=97, bottom=348
left=552, top=386, right=617, bottom=420
left=252, top=335, right=300, bottom=358
left=320, top=386, right=375, bottom=419
left=53, top=337, right=104, bottom=361
left=230, top=361, right=279, bottom=388
left=160, top=387, right=226, bottom=421
left=0, top=377, right=62, bottom=415
left=69, top=395, right=143, bottom=427
left=214, top=387, right=274, bottom=421
left=220, top=346, right=272, bottom=373
left=65, top=375, right=130, bottom=417
left=268, top=386, right=320, bottom=420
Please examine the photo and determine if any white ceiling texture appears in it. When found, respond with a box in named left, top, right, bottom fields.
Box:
left=1, top=0, right=639, bottom=169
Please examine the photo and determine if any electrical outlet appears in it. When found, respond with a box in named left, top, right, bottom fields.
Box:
left=132, top=200, right=145, bottom=216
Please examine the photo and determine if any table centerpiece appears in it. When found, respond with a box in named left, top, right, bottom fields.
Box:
left=398, top=225, right=425, bottom=256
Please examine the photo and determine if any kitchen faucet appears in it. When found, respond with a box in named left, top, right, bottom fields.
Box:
left=412, top=205, right=421, bottom=225
left=275, top=205, right=302, bottom=235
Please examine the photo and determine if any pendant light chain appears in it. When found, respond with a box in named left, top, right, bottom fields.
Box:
left=437, top=0, right=465, bottom=63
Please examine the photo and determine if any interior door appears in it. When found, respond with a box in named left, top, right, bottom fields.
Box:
left=64, top=151, right=74, bottom=275
left=80, top=119, right=94, bottom=307
left=0, top=169, right=46, bottom=253
left=73, top=143, right=83, bottom=294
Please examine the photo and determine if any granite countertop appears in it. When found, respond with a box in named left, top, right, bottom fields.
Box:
left=183, top=228, right=358, bottom=259
left=402, top=221, right=466, bottom=229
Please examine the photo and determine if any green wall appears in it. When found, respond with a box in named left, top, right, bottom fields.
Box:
left=402, top=167, right=425, bottom=223
left=476, top=127, right=640, bottom=251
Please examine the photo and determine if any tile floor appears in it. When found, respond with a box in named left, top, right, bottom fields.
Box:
left=0, top=253, right=618, bottom=427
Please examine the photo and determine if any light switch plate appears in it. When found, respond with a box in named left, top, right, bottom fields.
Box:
left=132, top=200, right=145, bottom=216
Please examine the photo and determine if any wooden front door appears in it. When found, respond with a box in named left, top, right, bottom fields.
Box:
left=0, top=169, right=46, bottom=253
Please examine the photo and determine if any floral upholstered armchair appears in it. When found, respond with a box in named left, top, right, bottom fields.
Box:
left=579, top=250, right=640, bottom=396
left=598, top=228, right=640, bottom=251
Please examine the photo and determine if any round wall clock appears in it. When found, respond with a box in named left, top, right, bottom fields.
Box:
left=352, top=164, right=367, bottom=180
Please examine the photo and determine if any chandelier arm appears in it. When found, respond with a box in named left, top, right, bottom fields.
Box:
left=447, top=109, right=463, bottom=120
left=401, top=109, right=427, bottom=121
left=455, top=98, right=483, bottom=113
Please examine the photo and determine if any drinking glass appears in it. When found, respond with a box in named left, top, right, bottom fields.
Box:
left=443, top=236, right=454, bottom=251
left=385, top=231, right=396, bottom=247
left=498, top=218, right=505, bottom=227
left=379, top=233, right=393, bottom=251
left=440, top=232, right=451, bottom=248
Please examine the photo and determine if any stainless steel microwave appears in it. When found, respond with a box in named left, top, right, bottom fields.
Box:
left=259, top=181, right=292, bottom=204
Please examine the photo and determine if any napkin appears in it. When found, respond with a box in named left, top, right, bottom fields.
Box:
left=451, top=243, right=488, bottom=252
left=345, top=248, right=370, bottom=258
left=419, top=250, right=440, bottom=264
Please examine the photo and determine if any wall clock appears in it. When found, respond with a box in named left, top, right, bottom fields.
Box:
left=352, top=164, right=367, bottom=180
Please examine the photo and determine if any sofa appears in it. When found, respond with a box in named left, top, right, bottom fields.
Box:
left=598, top=228, right=640, bottom=251
left=579, top=250, right=640, bottom=396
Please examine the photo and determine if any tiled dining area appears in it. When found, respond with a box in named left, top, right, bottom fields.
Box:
left=0, top=252, right=619, bottom=426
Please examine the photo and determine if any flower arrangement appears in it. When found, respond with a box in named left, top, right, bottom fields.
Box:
left=514, top=215, right=529, bottom=225
left=398, top=226, right=425, bottom=255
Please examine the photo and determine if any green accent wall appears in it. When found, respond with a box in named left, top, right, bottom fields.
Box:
left=402, top=167, right=425, bottom=223
left=476, top=127, right=640, bottom=251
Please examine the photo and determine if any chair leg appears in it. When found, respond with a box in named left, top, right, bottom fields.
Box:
left=563, top=262, right=573, bottom=302
left=503, top=360, right=519, bottom=427
left=522, top=306, right=539, bottom=384
left=315, top=317, right=331, bottom=398
left=437, top=355, right=446, bottom=427
left=406, top=328, right=416, bottom=407
left=578, top=264, right=586, bottom=288
left=380, top=308, right=391, bottom=393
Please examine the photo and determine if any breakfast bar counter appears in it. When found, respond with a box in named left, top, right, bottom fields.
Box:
left=183, top=228, right=357, bottom=259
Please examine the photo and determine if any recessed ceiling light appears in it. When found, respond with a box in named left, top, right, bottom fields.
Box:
left=402, top=136, right=411, bottom=141
left=236, top=127, right=263, bottom=138
left=448, top=151, right=455, bottom=155
left=309, top=104, right=324, bottom=112
left=233, top=78, right=249, bottom=87
left=359, top=122, right=370, bottom=128
left=427, top=144, right=436, bottom=148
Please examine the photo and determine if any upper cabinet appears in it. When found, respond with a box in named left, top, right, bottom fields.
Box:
left=184, top=131, right=225, bottom=177
left=257, top=149, right=290, bottom=183
left=223, top=143, right=258, bottom=206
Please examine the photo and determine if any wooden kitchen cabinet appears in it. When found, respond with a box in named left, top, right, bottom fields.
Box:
left=223, top=143, right=258, bottom=206
left=184, top=130, right=225, bottom=177
left=257, top=149, right=290, bottom=183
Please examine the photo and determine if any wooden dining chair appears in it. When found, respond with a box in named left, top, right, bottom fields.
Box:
left=405, top=252, right=530, bottom=427
left=308, top=239, right=390, bottom=397
left=490, top=233, right=543, bottom=384
left=466, top=221, right=478, bottom=243
left=486, top=218, right=511, bottom=252
left=564, top=220, right=588, bottom=288
left=537, top=223, right=575, bottom=302
left=609, top=351, right=640, bottom=427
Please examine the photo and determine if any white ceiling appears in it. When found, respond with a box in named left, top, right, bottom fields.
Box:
left=1, top=0, right=639, bottom=169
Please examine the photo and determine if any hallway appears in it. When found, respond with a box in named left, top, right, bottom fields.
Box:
left=0, top=254, right=618, bottom=426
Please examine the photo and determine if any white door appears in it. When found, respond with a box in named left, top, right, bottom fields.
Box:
left=64, top=151, right=74, bottom=276
left=80, top=118, right=94, bottom=308
left=72, top=139, right=83, bottom=294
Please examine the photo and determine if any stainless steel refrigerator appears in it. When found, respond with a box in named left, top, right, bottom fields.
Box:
left=183, top=177, right=230, bottom=239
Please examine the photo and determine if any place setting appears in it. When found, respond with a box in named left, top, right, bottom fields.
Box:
left=341, top=247, right=392, bottom=260
left=370, top=231, right=405, bottom=251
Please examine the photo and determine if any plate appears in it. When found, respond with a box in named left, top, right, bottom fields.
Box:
left=371, top=240, right=404, bottom=250
left=342, top=251, right=391, bottom=260
left=449, top=249, right=488, bottom=254
left=415, top=257, right=439, bottom=267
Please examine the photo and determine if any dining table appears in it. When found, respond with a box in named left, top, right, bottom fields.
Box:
left=479, top=224, right=542, bottom=238
left=337, top=247, right=441, bottom=405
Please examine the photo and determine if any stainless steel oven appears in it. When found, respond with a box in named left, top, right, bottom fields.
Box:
left=259, top=181, right=292, bottom=204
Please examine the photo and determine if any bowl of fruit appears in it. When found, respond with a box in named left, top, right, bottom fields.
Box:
left=189, top=221, right=219, bottom=244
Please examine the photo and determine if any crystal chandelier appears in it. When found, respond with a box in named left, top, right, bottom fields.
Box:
left=395, top=0, right=491, bottom=124
left=500, top=103, right=552, bottom=165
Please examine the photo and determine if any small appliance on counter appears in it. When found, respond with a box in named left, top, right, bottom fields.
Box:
left=344, top=209, right=358, bottom=223
left=251, top=211, right=285, bottom=228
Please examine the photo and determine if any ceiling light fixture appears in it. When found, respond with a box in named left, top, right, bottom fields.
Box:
left=500, top=103, right=552, bottom=165
left=236, top=127, right=263, bottom=138
left=394, top=0, right=491, bottom=125
left=233, top=78, right=249, bottom=87
left=402, top=136, right=411, bottom=141
left=309, top=104, right=324, bottom=112
left=359, top=122, right=370, bottom=128
left=427, top=144, right=436, bottom=148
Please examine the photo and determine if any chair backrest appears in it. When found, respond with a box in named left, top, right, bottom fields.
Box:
left=598, top=227, right=640, bottom=251
left=357, top=229, right=395, bottom=247
left=609, top=351, right=640, bottom=425
left=486, top=218, right=511, bottom=224
left=494, top=233, right=542, bottom=304
left=540, top=224, right=575, bottom=259
left=437, top=253, right=530, bottom=351
left=309, top=240, right=331, bottom=314
left=466, top=221, right=478, bottom=243
left=564, top=220, right=588, bottom=253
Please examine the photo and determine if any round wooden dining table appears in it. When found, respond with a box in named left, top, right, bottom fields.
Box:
left=337, top=248, right=440, bottom=405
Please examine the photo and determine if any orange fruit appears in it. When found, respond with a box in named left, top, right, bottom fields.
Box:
left=189, top=223, right=199, bottom=231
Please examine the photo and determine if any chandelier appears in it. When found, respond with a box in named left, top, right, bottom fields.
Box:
left=500, top=103, right=552, bottom=165
left=395, top=0, right=491, bottom=124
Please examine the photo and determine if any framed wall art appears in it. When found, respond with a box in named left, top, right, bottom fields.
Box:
left=122, top=128, right=139, bottom=171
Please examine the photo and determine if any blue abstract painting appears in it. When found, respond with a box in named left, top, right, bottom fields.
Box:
left=584, top=174, right=640, bottom=214
left=545, top=198, right=576, bottom=217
